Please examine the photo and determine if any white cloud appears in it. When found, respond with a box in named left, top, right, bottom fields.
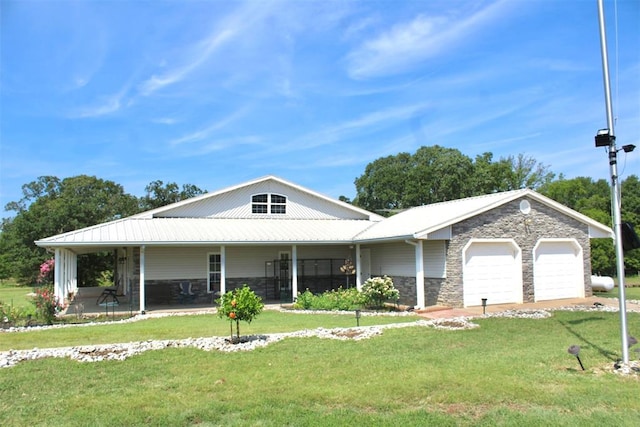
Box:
left=346, top=0, right=512, bottom=79
left=169, top=107, right=251, bottom=146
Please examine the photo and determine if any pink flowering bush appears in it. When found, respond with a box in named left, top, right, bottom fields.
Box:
left=32, top=285, right=66, bottom=324
left=37, top=258, right=55, bottom=284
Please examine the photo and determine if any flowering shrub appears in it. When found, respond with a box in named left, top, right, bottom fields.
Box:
left=216, top=285, right=264, bottom=340
left=37, top=258, right=55, bottom=284
left=361, top=276, right=400, bottom=309
left=32, top=285, right=66, bottom=324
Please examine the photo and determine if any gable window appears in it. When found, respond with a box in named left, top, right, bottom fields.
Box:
left=252, top=193, right=287, bottom=215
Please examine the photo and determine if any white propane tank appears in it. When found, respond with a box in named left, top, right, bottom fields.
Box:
left=591, top=275, right=615, bottom=292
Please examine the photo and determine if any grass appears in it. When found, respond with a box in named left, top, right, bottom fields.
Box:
left=1, top=310, right=640, bottom=426
left=595, top=275, right=640, bottom=300
left=0, top=280, right=36, bottom=311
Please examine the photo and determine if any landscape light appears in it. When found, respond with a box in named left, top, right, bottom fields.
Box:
left=355, top=309, right=361, bottom=327
left=481, top=298, right=488, bottom=315
left=567, top=345, right=585, bottom=371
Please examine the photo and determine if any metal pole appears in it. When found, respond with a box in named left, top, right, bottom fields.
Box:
left=597, top=0, right=629, bottom=364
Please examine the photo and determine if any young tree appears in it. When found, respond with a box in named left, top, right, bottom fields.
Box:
left=217, top=285, right=264, bottom=340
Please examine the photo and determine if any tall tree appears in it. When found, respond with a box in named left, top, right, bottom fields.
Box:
left=354, top=145, right=555, bottom=213
left=140, top=180, right=207, bottom=210
left=1, top=175, right=139, bottom=285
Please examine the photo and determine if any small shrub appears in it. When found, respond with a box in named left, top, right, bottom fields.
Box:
left=361, top=276, right=399, bottom=309
left=216, top=285, right=264, bottom=339
left=293, top=287, right=364, bottom=311
left=31, top=285, right=67, bottom=325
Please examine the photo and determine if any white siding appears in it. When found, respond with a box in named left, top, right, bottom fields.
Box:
left=423, top=240, right=446, bottom=278
left=225, top=246, right=288, bottom=277
left=146, top=247, right=219, bottom=280
left=368, top=242, right=416, bottom=277
left=157, top=181, right=368, bottom=220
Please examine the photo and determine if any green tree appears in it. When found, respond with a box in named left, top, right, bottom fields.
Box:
left=216, top=285, right=264, bottom=340
left=354, top=146, right=555, bottom=212
left=140, top=180, right=206, bottom=210
left=1, top=175, right=139, bottom=285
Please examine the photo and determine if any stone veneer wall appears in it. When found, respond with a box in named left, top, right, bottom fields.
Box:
left=436, top=197, right=592, bottom=308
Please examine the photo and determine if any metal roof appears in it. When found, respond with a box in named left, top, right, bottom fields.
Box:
left=353, top=189, right=613, bottom=242
left=35, top=217, right=376, bottom=247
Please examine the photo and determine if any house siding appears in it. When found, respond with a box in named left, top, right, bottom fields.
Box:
left=157, top=181, right=369, bottom=220
left=435, top=197, right=592, bottom=307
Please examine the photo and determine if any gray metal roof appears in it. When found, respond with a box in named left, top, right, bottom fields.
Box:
left=36, top=217, right=376, bottom=247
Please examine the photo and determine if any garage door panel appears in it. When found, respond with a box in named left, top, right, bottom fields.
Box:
left=463, top=241, right=522, bottom=307
left=534, top=241, right=584, bottom=301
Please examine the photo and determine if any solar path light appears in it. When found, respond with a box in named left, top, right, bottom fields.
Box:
left=568, top=345, right=585, bottom=371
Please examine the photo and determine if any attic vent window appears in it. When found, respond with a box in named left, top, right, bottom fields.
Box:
left=252, top=193, right=287, bottom=214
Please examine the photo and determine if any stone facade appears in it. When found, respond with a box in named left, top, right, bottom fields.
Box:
left=436, top=197, right=592, bottom=307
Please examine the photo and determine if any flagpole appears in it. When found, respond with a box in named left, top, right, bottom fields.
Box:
left=596, top=0, right=629, bottom=364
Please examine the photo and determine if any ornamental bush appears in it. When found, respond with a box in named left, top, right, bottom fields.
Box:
left=216, top=285, right=264, bottom=340
left=31, top=285, right=67, bottom=325
left=361, top=275, right=399, bottom=309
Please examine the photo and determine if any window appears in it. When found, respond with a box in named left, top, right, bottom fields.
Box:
left=251, top=193, right=286, bottom=215
left=208, top=253, right=221, bottom=293
left=271, top=194, right=286, bottom=214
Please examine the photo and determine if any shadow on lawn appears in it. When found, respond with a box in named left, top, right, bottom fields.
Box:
left=556, top=317, right=618, bottom=361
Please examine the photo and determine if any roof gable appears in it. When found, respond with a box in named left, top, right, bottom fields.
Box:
left=354, top=189, right=613, bottom=242
left=136, top=176, right=382, bottom=221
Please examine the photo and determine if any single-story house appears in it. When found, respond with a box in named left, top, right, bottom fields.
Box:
left=35, top=175, right=612, bottom=312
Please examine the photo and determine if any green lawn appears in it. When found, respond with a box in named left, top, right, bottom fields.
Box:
left=0, top=281, right=36, bottom=311
left=1, top=310, right=639, bottom=426
left=595, top=275, right=640, bottom=300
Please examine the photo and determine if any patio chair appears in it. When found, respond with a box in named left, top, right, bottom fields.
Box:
left=179, top=282, right=196, bottom=304
left=97, top=280, right=120, bottom=305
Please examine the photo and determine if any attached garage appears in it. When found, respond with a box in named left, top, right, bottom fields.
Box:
left=463, top=239, right=523, bottom=307
left=533, top=239, right=584, bottom=301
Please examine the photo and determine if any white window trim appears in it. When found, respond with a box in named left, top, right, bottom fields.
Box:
left=251, top=193, right=287, bottom=215
left=207, top=252, right=221, bottom=294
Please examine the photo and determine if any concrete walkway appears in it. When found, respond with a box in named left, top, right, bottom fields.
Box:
left=415, top=296, right=624, bottom=319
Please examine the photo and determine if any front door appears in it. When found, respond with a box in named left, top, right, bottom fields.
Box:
left=359, top=248, right=371, bottom=286
left=278, top=251, right=291, bottom=296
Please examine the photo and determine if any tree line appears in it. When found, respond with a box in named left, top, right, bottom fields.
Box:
left=1, top=145, right=638, bottom=285
left=0, top=176, right=206, bottom=285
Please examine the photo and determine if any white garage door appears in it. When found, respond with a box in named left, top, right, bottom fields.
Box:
left=463, top=240, right=522, bottom=307
left=534, top=240, right=584, bottom=301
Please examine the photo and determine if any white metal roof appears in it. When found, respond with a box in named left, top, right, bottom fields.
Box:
left=35, top=217, right=376, bottom=248
left=353, top=189, right=613, bottom=242
left=35, top=186, right=612, bottom=251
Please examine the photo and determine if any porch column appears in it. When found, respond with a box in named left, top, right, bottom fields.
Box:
left=220, top=245, right=226, bottom=295
left=291, top=245, right=298, bottom=302
left=355, top=244, right=362, bottom=290
left=415, top=240, right=425, bottom=308
left=139, top=245, right=146, bottom=313
left=54, top=248, right=62, bottom=301
left=406, top=240, right=425, bottom=308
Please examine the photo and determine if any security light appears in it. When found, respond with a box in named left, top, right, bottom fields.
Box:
left=595, top=129, right=615, bottom=147
left=622, top=144, right=636, bottom=153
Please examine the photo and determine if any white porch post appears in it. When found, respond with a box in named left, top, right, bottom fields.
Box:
left=355, top=244, right=362, bottom=290
left=220, top=245, right=226, bottom=295
left=415, top=240, right=425, bottom=308
left=405, top=240, right=425, bottom=309
left=54, top=249, right=62, bottom=301
left=291, top=245, right=298, bottom=302
left=139, top=245, right=146, bottom=313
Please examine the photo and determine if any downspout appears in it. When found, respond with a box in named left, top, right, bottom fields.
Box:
left=405, top=239, right=425, bottom=309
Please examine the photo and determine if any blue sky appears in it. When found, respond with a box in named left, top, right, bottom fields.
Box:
left=1, top=0, right=638, bottom=214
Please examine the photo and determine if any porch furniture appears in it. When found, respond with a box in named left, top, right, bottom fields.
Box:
left=179, top=282, right=196, bottom=304
left=97, top=281, right=120, bottom=305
